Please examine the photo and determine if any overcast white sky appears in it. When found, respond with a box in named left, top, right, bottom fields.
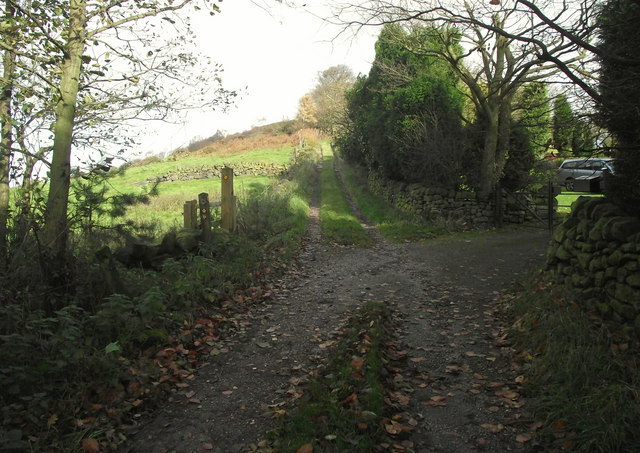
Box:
left=133, top=1, right=379, bottom=157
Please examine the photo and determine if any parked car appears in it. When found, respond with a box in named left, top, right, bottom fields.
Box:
left=556, top=158, right=614, bottom=191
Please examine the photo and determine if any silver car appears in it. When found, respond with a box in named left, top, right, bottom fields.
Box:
left=556, top=158, right=614, bottom=191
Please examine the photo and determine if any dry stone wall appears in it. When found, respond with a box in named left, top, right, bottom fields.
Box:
left=143, top=162, right=287, bottom=184
left=547, top=197, right=640, bottom=340
left=367, top=171, right=549, bottom=228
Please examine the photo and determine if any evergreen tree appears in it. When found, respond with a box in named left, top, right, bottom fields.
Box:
left=336, top=24, right=466, bottom=189
left=502, top=82, right=552, bottom=190
left=571, top=118, right=595, bottom=157
left=552, top=94, right=574, bottom=156
left=598, top=0, right=640, bottom=212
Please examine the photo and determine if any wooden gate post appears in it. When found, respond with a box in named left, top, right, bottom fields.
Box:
left=183, top=200, right=197, bottom=229
left=221, top=166, right=236, bottom=232
left=548, top=179, right=555, bottom=232
left=198, top=192, right=212, bottom=242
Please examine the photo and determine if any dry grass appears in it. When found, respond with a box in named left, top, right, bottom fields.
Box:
left=174, top=128, right=322, bottom=159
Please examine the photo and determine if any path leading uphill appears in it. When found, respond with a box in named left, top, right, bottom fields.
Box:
left=119, top=160, right=550, bottom=453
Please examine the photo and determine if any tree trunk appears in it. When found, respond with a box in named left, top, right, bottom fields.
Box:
left=42, top=0, right=87, bottom=264
left=0, top=0, right=16, bottom=271
left=495, top=92, right=514, bottom=181
left=478, top=106, right=500, bottom=201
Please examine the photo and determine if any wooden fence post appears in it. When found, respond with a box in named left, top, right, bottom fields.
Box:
left=183, top=200, right=197, bottom=229
left=221, top=166, right=236, bottom=232
left=198, top=192, right=212, bottom=242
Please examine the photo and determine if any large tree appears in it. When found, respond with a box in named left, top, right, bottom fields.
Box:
left=0, top=0, right=16, bottom=270
left=1, top=0, right=234, bottom=269
left=331, top=0, right=598, bottom=199
left=552, top=93, right=574, bottom=156
left=311, top=64, right=355, bottom=135
left=337, top=24, right=466, bottom=188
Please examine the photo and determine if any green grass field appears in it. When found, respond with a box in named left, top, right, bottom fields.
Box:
left=555, top=190, right=604, bottom=213
left=93, top=146, right=295, bottom=232
left=111, top=146, right=294, bottom=190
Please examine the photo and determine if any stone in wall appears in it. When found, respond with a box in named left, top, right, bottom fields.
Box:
left=547, top=196, right=640, bottom=341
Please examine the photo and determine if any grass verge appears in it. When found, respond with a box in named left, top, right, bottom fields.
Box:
left=505, top=272, right=640, bottom=452
left=267, top=301, right=390, bottom=453
left=336, top=159, right=446, bottom=242
left=320, top=152, right=372, bottom=247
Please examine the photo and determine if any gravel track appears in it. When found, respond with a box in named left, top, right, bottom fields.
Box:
left=119, top=159, right=550, bottom=453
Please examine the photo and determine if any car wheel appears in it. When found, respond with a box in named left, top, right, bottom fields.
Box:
left=565, top=178, right=575, bottom=191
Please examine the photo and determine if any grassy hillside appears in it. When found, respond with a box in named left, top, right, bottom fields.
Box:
left=97, top=127, right=320, bottom=231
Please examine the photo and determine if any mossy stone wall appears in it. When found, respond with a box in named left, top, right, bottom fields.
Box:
left=367, top=171, right=549, bottom=228
left=547, top=197, right=640, bottom=340
left=144, top=162, right=287, bottom=184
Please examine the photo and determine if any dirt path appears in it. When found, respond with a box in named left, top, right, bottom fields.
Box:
left=119, top=161, right=550, bottom=453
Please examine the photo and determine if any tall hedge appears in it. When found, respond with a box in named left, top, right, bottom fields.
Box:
left=336, top=24, right=466, bottom=189
left=598, top=0, right=640, bottom=215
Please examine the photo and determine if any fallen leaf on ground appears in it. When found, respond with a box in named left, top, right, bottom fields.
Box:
left=82, top=438, right=99, bottom=453
left=531, top=421, right=544, bottom=430
left=384, top=420, right=413, bottom=435
left=343, top=393, right=358, bottom=405
left=516, top=433, right=532, bottom=443
left=297, top=444, right=313, bottom=453
left=410, top=357, right=427, bottom=363
left=561, top=440, right=574, bottom=450
left=496, top=389, right=519, bottom=401
left=481, top=423, right=505, bottom=433
left=445, top=364, right=464, bottom=374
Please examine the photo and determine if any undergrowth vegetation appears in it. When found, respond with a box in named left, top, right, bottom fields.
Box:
left=266, top=301, right=390, bottom=453
left=0, top=143, right=319, bottom=451
left=505, top=272, right=640, bottom=452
